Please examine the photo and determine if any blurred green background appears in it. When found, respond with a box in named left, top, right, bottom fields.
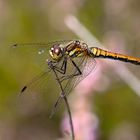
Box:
left=0, top=0, right=140, bottom=140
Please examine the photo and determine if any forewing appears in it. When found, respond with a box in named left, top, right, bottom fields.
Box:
left=11, top=40, right=73, bottom=70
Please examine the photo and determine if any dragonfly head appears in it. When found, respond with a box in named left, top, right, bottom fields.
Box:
left=49, top=44, right=64, bottom=61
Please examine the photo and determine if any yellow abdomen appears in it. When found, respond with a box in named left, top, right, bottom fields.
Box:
left=89, top=47, right=140, bottom=65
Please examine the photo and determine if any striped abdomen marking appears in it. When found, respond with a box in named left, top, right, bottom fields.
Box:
left=89, top=47, right=140, bottom=65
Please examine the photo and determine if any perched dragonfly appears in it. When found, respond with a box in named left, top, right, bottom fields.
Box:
left=13, top=40, right=140, bottom=140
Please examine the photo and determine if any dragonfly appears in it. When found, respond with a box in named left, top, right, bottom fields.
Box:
left=13, top=40, right=140, bottom=140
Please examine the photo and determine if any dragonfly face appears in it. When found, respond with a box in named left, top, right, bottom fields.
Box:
left=49, top=43, right=64, bottom=61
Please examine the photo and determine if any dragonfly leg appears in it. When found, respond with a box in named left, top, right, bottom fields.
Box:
left=59, top=59, right=82, bottom=82
left=49, top=58, right=67, bottom=74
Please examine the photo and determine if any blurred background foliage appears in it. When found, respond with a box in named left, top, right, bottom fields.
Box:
left=0, top=0, right=140, bottom=140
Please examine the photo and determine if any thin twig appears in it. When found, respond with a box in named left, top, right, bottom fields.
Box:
left=49, top=61, right=75, bottom=140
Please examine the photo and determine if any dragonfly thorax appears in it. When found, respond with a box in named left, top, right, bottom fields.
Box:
left=66, top=40, right=88, bottom=58
left=49, top=44, right=64, bottom=61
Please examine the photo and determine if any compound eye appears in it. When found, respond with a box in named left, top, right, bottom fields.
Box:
left=53, top=44, right=61, bottom=55
left=49, top=44, right=63, bottom=60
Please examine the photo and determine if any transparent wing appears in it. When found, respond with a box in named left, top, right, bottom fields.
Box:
left=50, top=56, right=97, bottom=117
left=17, top=70, right=50, bottom=98
left=61, top=56, right=97, bottom=96
left=12, top=39, right=96, bottom=115
left=19, top=69, right=51, bottom=96
left=11, top=40, right=73, bottom=70
left=11, top=40, right=73, bottom=113
left=16, top=68, right=67, bottom=115
left=73, top=57, right=97, bottom=87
